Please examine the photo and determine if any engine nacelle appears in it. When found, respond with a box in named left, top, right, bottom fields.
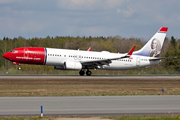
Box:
left=54, top=65, right=64, bottom=70
left=64, top=61, right=82, bottom=70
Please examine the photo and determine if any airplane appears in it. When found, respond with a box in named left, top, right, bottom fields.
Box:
left=3, top=27, right=173, bottom=76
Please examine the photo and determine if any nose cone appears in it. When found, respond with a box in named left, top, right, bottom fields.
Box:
left=3, top=53, right=10, bottom=60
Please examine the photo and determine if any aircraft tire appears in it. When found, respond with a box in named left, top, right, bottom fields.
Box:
left=86, top=70, right=92, bottom=76
left=79, top=70, right=85, bottom=76
left=18, top=67, right=21, bottom=70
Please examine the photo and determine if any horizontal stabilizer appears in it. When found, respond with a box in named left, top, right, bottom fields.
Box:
left=149, top=57, right=177, bottom=61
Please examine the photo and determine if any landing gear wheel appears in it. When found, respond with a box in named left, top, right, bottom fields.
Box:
left=79, top=70, right=85, bottom=76
left=86, top=70, right=92, bottom=76
left=18, top=65, right=21, bottom=70
left=18, top=67, right=21, bottom=70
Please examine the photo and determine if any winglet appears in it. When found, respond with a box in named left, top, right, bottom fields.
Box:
left=128, top=46, right=136, bottom=55
left=120, top=46, right=136, bottom=59
left=87, top=47, right=92, bottom=51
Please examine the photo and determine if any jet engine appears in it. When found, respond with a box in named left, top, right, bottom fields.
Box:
left=63, top=61, right=82, bottom=70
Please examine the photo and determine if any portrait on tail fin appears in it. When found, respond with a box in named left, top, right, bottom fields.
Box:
left=148, top=38, right=161, bottom=57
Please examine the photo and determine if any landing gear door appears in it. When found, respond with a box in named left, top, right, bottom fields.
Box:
left=136, top=57, right=140, bottom=66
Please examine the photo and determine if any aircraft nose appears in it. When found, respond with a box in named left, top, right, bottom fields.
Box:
left=3, top=53, right=10, bottom=59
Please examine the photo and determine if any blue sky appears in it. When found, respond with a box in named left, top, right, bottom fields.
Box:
left=0, top=0, right=180, bottom=40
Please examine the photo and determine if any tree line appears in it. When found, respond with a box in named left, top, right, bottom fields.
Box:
left=0, top=35, right=179, bottom=75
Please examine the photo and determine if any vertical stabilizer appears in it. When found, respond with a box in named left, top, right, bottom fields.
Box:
left=133, top=27, right=168, bottom=57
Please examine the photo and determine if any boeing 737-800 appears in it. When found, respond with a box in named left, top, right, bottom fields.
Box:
left=3, top=27, right=172, bottom=76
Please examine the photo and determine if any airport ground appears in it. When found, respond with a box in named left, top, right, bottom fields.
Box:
left=0, top=76, right=180, bottom=120
left=0, top=76, right=180, bottom=96
left=0, top=96, right=180, bottom=119
left=1, top=115, right=180, bottom=120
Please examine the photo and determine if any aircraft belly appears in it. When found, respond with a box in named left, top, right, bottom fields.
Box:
left=46, top=57, right=64, bottom=66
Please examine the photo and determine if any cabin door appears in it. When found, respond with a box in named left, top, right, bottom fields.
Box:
left=136, top=57, right=140, bottom=66
left=24, top=48, right=28, bottom=58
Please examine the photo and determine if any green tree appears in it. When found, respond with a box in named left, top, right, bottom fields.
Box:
left=163, top=36, right=180, bottom=71
left=170, top=36, right=177, bottom=48
left=129, top=45, right=142, bottom=52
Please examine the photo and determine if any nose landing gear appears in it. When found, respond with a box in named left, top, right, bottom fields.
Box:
left=18, top=65, right=21, bottom=70
left=12, top=62, right=21, bottom=70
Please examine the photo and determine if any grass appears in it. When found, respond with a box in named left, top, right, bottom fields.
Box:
left=0, top=116, right=44, bottom=120
left=0, top=115, right=180, bottom=120
left=103, top=115, right=180, bottom=120
left=0, top=78, right=180, bottom=96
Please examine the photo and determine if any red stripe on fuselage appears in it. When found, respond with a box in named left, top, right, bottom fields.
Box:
left=8, top=47, right=46, bottom=65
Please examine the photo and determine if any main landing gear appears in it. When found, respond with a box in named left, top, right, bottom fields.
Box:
left=79, top=70, right=92, bottom=76
left=86, top=70, right=92, bottom=76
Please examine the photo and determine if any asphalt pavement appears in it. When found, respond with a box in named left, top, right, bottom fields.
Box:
left=0, top=96, right=180, bottom=116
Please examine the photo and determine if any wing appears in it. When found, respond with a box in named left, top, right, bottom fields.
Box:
left=81, top=46, right=136, bottom=69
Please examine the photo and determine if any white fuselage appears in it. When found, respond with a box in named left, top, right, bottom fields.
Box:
left=45, top=48, right=160, bottom=70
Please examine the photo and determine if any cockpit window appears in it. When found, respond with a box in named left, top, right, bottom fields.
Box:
left=10, top=51, right=18, bottom=53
